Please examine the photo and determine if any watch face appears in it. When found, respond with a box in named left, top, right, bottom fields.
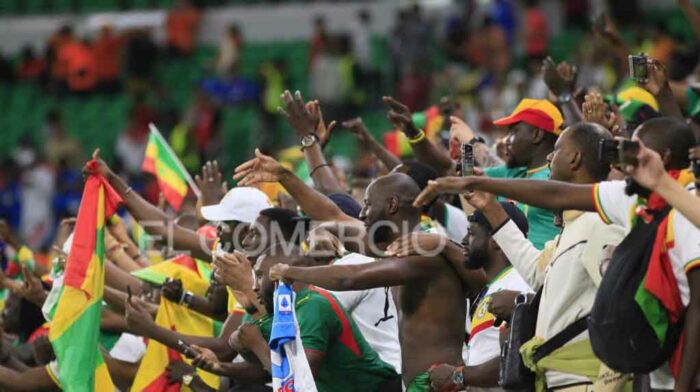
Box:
left=302, top=134, right=318, bottom=147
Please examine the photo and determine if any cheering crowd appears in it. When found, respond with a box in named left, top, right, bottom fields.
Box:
left=3, top=2, right=700, bottom=392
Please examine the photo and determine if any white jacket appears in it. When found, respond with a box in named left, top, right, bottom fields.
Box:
left=492, top=211, right=626, bottom=388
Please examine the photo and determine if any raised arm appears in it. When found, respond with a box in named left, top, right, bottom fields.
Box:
left=270, top=255, right=443, bottom=291
left=414, top=176, right=595, bottom=212
left=344, top=117, right=402, bottom=170
left=234, top=149, right=357, bottom=223
left=384, top=96, right=455, bottom=175
left=88, top=153, right=213, bottom=261
left=542, top=57, right=583, bottom=125
left=638, top=58, right=684, bottom=119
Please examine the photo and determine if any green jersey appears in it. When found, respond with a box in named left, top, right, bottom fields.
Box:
left=247, top=287, right=397, bottom=391
left=484, top=164, right=559, bottom=249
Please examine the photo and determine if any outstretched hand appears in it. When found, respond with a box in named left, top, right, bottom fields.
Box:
left=343, top=117, right=372, bottom=144
left=582, top=91, right=619, bottom=134
left=191, top=345, right=222, bottom=373
left=125, top=295, right=155, bottom=337
left=385, top=232, right=447, bottom=258
left=383, top=96, right=420, bottom=138
left=621, top=140, right=667, bottom=191
left=307, top=101, right=337, bottom=148
left=638, top=58, right=669, bottom=96
left=195, top=160, right=227, bottom=206
left=84, top=149, right=114, bottom=179
left=213, top=251, right=254, bottom=292
left=233, top=149, right=287, bottom=186
left=278, top=90, right=319, bottom=137
left=413, top=177, right=478, bottom=208
left=542, top=57, right=577, bottom=97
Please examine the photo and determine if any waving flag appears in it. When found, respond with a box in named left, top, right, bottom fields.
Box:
left=48, top=165, right=121, bottom=391
left=269, top=282, right=317, bottom=392
left=131, top=298, right=220, bottom=391
left=142, top=127, right=192, bottom=211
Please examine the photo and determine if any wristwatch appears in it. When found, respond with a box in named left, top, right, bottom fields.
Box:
left=300, top=133, right=319, bottom=150
left=181, top=291, right=195, bottom=308
left=557, top=92, right=572, bottom=103
left=245, top=305, right=259, bottom=315
left=452, top=366, right=465, bottom=387
left=182, top=374, right=194, bottom=386
left=469, top=136, right=486, bottom=145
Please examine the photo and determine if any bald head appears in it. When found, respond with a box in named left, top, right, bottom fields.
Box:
left=368, top=172, right=421, bottom=201
left=360, top=173, right=422, bottom=244
left=634, top=117, right=697, bottom=170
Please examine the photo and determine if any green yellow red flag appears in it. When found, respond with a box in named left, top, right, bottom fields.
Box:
left=48, top=162, right=121, bottom=391
left=142, top=130, right=190, bottom=211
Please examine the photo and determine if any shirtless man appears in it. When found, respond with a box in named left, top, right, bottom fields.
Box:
left=269, top=172, right=474, bottom=391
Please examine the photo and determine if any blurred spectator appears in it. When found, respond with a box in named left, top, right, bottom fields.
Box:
left=523, top=0, right=549, bottom=60
left=165, top=0, right=202, bottom=57
left=310, top=35, right=350, bottom=120
left=0, top=159, right=22, bottom=230
left=63, top=38, right=98, bottom=95
left=47, top=25, right=75, bottom=92
left=351, top=9, right=378, bottom=103
left=396, top=5, right=433, bottom=110
left=309, top=15, right=327, bottom=69
left=116, top=96, right=155, bottom=175
left=215, top=24, right=242, bottom=77
left=489, top=0, right=516, bottom=43
left=16, top=46, right=46, bottom=84
left=182, top=88, right=221, bottom=160
left=43, top=110, right=84, bottom=170
left=13, top=140, right=55, bottom=250
left=93, top=25, right=123, bottom=94
left=124, top=29, right=158, bottom=96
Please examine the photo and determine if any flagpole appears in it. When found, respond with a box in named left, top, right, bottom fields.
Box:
left=148, top=123, right=201, bottom=198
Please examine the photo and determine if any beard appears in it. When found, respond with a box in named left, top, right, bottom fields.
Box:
left=464, top=247, right=489, bottom=270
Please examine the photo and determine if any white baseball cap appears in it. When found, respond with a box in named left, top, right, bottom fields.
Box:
left=200, top=187, right=272, bottom=223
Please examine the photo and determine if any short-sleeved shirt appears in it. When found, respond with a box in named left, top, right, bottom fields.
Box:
left=593, top=180, right=700, bottom=389
left=484, top=165, right=559, bottom=249
left=253, top=287, right=397, bottom=391
left=466, top=266, right=532, bottom=369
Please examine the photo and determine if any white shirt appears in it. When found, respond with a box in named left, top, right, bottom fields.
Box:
left=492, top=210, right=626, bottom=388
left=594, top=180, right=700, bottom=389
left=330, top=253, right=402, bottom=374
left=464, top=267, right=532, bottom=392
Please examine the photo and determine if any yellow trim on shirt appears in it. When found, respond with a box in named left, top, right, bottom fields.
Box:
left=45, top=364, right=61, bottom=388
left=526, top=164, right=549, bottom=176
left=592, top=183, right=612, bottom=225
left=685, top=258, right=700, bottom=274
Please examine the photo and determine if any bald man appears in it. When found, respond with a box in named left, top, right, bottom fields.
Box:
left=271, top=173, right=477, bottom=391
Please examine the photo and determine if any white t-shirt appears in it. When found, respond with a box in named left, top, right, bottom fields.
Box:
left=330, top=253, right=402, bottom=374
left=594, top=180, right=700, bottom=389
left=463, top=267, right=532, bottom=392
left=47, top=333, right=146, bottom=390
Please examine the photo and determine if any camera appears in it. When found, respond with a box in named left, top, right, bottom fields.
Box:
left=598, top=139, right=640, bottom=166
left=460, top=143, right=474, bottom=176
left=628, top=54, right=648, bottom=83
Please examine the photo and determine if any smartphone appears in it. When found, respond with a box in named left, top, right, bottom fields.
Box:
left=598, top=139, right=639, bottom=165
left=178, top=339, right=198, bottom=359
left=618, top=140, right=640, bottom=165
left=460, top=143, right=474, bottom=176
left=628, top=54, right=648, bottom=83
